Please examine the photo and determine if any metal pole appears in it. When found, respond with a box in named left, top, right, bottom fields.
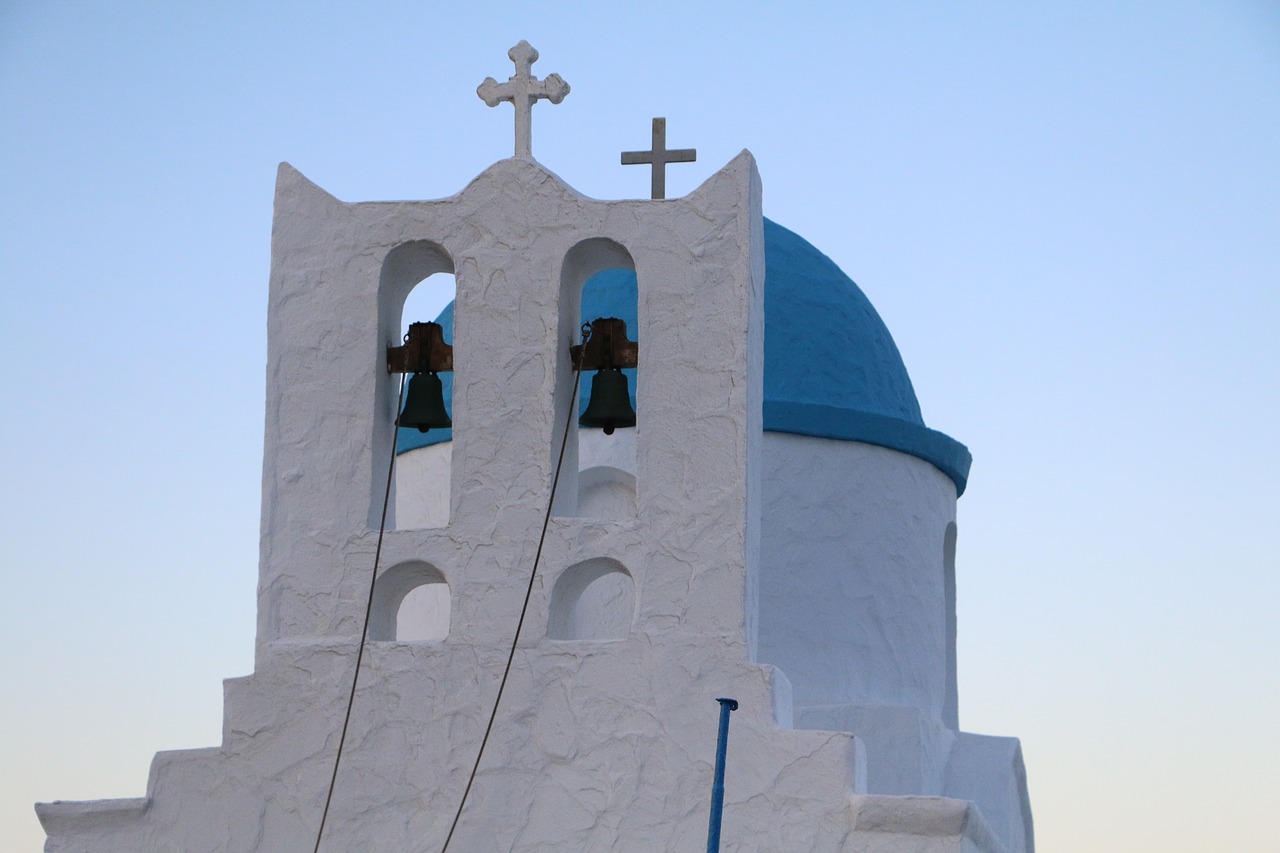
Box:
left=706, top=697, right=739, bottom=853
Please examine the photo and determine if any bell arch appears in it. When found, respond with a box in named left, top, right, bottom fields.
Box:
left=547, top=557, right=635, bottom=641
left=554, top=238, right=638, bottom=517
left=377, top=240, right=456, bottom=530
left=369, top=560, right=450, bottom=642
left=394, top=272, right=456, bottom=530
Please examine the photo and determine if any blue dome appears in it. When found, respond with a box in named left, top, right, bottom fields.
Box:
left=397, top=219, right=971, bottom=495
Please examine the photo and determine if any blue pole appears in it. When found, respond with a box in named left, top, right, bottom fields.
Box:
left=706, top=697, right=739, bottom=853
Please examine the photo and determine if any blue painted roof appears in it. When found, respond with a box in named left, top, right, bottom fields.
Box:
left=397, top=219, right=970, bottom=494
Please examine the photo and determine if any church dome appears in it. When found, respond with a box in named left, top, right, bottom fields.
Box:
left=758, top=219, right=971, bottom=495
left=397, top=218, right=971, bottom=494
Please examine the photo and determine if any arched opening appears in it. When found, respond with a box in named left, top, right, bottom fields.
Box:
left=377, top=240, right=455, bottom=530
left=388, top=257, right=457, bottom=530
left=369, top=560, right=450, bottom=642
left=556, top=239, right=638, bottom=518
left=401, top=272, right=456, bottom=341
left=547, top=558, right=634, bottom=641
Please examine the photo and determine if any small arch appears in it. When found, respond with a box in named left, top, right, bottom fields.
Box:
left=381, top=240, right=453, bottom=313
left=400, top=272, right=457, bottom=342
left=576, top=465, right=636, bottom=520
left=547, top=558, right=634, bottom=641
left=370, top=560, right=450, bottom=642
left=562, top=238, right=635, bottom=309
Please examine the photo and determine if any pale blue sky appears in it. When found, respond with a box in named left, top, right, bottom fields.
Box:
left=2, top=2, right=1278, bottom=850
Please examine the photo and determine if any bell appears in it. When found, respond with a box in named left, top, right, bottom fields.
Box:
left=398, top=372, right=451, bottom=433
left=579, top=368, right=636, bottom=435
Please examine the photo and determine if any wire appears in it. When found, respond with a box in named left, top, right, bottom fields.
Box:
left=439, top=336, right=586, bottom=853
left=312, top=372, right=406, bottom=853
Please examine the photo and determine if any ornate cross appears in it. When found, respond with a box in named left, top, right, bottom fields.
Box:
left=477, top=41, right=570, bottom=159
left=621, top=118, right=697, bottom=200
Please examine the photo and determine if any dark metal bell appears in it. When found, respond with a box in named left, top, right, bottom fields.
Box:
left=579, top=368, right=636, bottom=435
left=398, top=372, right=451, bottom=433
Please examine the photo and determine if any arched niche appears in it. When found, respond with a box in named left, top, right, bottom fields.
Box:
left=381, top=240, right=454, bottom=314
left=369, top=560, right=450, bottom=642
left=547, top=557, right=634, bottom=641
left=576, top=465, right=636, bottom=521
left=554, top=238, right=637, bottom=517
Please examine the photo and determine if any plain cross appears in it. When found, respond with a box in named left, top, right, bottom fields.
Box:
left=477, top=41, right=570, bottom=159
left=621, top=118, right=697, bottom=200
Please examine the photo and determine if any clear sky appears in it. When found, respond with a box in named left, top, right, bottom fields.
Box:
left=2, top=2, right=1277, bottom=850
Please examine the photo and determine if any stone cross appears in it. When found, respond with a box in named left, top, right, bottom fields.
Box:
left=621, top=117, right=697, bottom=199
left=477, top=41, right=570, bottom=159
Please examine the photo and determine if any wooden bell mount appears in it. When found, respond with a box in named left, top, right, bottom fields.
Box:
left=387, top=321, right=453, bottom=374
left=570, top=317, right=638, bottom=371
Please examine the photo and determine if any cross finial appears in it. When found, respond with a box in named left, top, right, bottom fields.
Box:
left=621, top=118, right=697, bottom=200
left=477, top=41, right=570, bottom=159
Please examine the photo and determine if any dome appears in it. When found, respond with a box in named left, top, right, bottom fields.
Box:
left=397, top=219, right=971, bottom=494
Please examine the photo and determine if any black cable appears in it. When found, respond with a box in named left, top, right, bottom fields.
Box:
left=439, top=339, right=585, bottom=853
left=312, top=372, right=406, bottom=853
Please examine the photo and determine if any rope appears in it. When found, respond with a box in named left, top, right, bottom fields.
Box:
left=439, top=336, right=586, bottom=853
left=312, top=372, right=406, bottom=853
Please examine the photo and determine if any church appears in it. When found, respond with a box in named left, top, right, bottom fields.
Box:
left=38, top=43, right=1033, bottom=852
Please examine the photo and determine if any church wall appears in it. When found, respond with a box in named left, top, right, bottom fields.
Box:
left=396, top=430, right=636, bottom=529
left=757, top=432, right=957, bottom=714
left=399, top=430, right=960, bottom=717
left=395, top=441, right=451, bottom=529
left=945, top=732, right=1035, bottom=853
left=396, top=431, right=969, bottom=802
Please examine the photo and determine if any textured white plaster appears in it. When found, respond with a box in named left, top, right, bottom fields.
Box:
left=797, top=703, right=955, bottom=797
left=394, top=441, right=451, bottom=529
left=575, top=428, right=639, bottom=518
left=547, top=557, right=634, bottom=640
left=575, top=465, right=637, bottom=520
left=392, top=581, right=450, bottom=641
left=396, top=429, right=639, bottom=527
left=580, top=422, right=637, bottom=472
left=758, top=433, right=957, bottom=715
left=394, top=432, right=1029, bottom=847
left=850, top=795, right=1003, bottom=851
left=945, top=734, right=1034, bottom=853
left=39, top=153, right=1031, bottom=852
